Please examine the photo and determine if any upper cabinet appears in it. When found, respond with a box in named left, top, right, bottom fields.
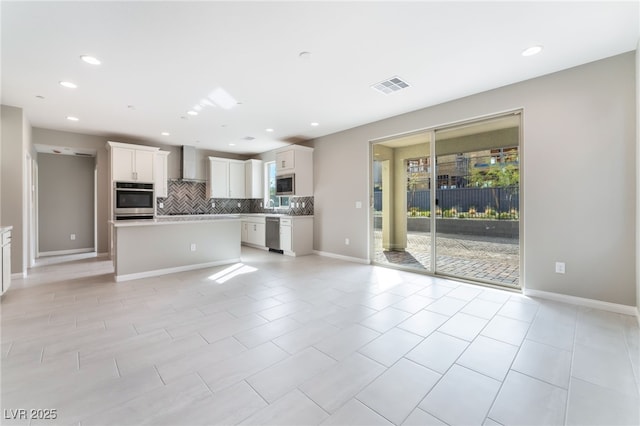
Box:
left=107, top=142, right=159, bottom=183
left=228, top=161, right=246, bottom=199
left=275, top=145, right=313, bottom=196
left=245, top=159, right=263, bottom=199
left=275, top=149, right=295, bottom=172
left=207, top=157, right=246, bottom=199
left=155, top=151, right=170, bottom=198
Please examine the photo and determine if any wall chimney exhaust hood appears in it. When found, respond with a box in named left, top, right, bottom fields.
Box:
left=180, top=145, right=197, bottom=180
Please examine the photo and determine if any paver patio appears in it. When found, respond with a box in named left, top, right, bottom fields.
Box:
left=374, top=231, right=519, bottom=287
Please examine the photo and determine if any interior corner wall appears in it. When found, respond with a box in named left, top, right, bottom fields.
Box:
left=1, top=105, right=26, bottom=274
left=313, top=51, right=636, bottom=306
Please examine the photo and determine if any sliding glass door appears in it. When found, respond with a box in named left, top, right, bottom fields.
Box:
left=372, top=133, right=432, bottom=272
left=371, top=112, right=521, bottom=288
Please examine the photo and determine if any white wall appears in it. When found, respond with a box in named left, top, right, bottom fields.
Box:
left=313, top=52, right=636, bottom=306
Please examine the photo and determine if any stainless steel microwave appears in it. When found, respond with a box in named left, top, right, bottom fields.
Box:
left=275, top=174, right=295, bottom=196
left=114, top=182, right=155, bottom=219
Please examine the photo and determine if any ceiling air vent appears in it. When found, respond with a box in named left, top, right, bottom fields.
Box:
left=371, top=76, right=410, bottom=95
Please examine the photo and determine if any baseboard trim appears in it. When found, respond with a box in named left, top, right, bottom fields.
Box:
left=114, top=258, right=241, bottom=282
left=637, top=307, right=640, bottom=327
left=38, top=248, right=94, bottom=257
left=97, top=252, right=109, bottom=258
left=524, top=288, right=637, bottom=317
left=11, top=271, right=26, bottom=279
left=314, top=250, right=370, bottom=265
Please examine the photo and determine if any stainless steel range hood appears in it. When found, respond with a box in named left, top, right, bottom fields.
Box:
left=180, top=145, right=197, bottom=180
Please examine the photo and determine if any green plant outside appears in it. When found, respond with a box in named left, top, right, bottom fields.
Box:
left=406, top=207, right=518, bottom=220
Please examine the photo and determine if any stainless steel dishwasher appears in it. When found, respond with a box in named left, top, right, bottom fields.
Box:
left=265, top=216, right=281, bottom=252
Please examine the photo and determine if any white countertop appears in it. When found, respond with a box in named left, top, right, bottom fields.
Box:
left=112, top=215, right=241, bottom=227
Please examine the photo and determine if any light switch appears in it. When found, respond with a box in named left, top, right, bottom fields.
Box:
left=355, top=201, right=362, bottom=209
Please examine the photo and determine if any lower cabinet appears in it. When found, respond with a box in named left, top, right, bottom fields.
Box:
left=240, top=215, right=312, bottom=256
left=1, top=228, right=12, bottom=296
left=241, top=216, right=266, bottom=247
left=280, top=218, right=292, bottom=252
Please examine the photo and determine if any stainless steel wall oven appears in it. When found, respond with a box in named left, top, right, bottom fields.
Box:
left=114, top=182, right=154, bottom=220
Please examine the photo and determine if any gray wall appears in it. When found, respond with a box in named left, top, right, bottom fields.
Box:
left=32, top=129, right=110, bottom=254
left=637, top=39, right=640, bottom=317
left=38, top=153, right=95, bottom=253
left=313, top=52, right=637, bottom=306
left=1, top=105, right=30, bottom=274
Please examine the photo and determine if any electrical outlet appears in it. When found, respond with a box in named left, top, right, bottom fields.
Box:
left=190, top=243, right=196, bottom=252
left=555, top=262, right=566, bottom=274
left=159, top=202, right=164, bottom=209
left=237, top=202, right=241, bottom=208
left=345, top=238, right=350, bottom=245
left=211, top=201, right=215, bottom=208
left=70, top=234, right=76, bottom=241
left=302, top=202, right=305, bottom=208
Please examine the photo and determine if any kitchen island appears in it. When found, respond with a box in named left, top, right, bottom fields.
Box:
left=111, top=215, right=241, bottom=282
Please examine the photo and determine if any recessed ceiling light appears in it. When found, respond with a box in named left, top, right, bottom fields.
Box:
left=161, top=132, right=170, bottom=136
left=60, top=81, right=77, bottom=89
left=66, top=116, right=79, bottom=121
left=266, top=128, right=274, bottom=132
left=228, top=143, right=236, bottom=146
left=310, top=122, right=319, bottom=127
left=187, top=110, right=198, bottom=116
left=80, top=55, right=101, bottom=65
left=521, top=45, right=543, bottom=57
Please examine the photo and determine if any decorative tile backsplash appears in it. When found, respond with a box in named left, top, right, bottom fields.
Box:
left=156, top=180, right=314, bottom=216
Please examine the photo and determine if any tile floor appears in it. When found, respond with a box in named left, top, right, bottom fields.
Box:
left=1, top=248, right=639, bottom=425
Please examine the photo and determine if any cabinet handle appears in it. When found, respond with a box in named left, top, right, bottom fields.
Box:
left=281, top=161, right=285, bottom=168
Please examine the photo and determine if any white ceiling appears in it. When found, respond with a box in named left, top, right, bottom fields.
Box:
left=2, top=1, right=638, bottom=155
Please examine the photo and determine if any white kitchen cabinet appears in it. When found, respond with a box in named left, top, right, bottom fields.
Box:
left=241, top=216, right=266, bottom=248
left=207, top=158, right=228, bottom=198
left=207, top=157, right=246, bottom=199
left=282, top=216, right=313, bottom=256
left=241, top=222, right=249, bottom=243
left=154, top=151, right=170, bottom=198
left=274, top=145, right=313, bottom=196
left=245, top=159, right=263, bottom=199
left=275, top=149, right=295, bottom=172
left=108, top=142, right=158, bottom=182
left=280, top=218, right=292, bottom=252
left=229, top=161, right=246, bottom=198
left=1, top=227, right=12, bottom=296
